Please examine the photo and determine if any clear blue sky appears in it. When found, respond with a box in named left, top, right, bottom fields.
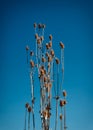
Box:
left=0, top=0, right=93, bottom=130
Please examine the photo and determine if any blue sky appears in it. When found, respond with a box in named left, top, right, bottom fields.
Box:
left=0, top=0, right=93, bottom=130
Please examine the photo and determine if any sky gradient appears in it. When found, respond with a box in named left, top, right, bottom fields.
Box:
left=0, top=0, right=93, bottom=130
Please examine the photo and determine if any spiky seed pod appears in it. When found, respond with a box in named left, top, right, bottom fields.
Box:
left=40, top=69, right=45, bottom=76
left=60, top=42, right=64, bottom=49
left=33, top=23, right=37, bottom=28
left=60, top=100, right=65, bottom=107
left=25, top=103, right=29, bottom=108
left=30, top=51, right=34, bottom=56
left=49, top=34, right=52, bottom=40
left=64, top=100, right=67, bottom=105
left=46, top=43, right=50, bottom=49
left=39, top=66, right=45, bottom=73
left=26, top=45, right=29, bottom=51
left=48, top=55, right=52, bottom=62
left=43, top=110, right=50, bottom=118
left=59, top=114, right=63, bottom=120
left=42, top=57, right=46, bottom=62
left=42, top=24, right=46, bottom=28
left=63, top=90, right=67, bottom=97
left=50, top=49, right=54, bottom=57
left=49, top=41, right=52, bottom=48
left=40, top=36, right=44, bottom=41
left=35, top=33, right=38, bottom=39
left=37, top=38, right=41, bottom=44
left=30, top=60, right=34, bottom=67
left=38, top=23, right=42, bottom=29
left=28, top=106, right=32, bottom=112
left=55, top=58, right=60, bottom=64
